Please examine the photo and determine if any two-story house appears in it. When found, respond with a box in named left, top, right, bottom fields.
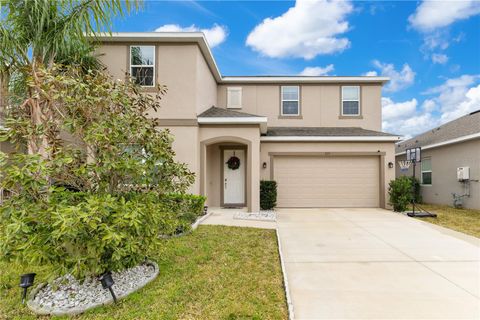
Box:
left=95, top=32, right=400, bottom=212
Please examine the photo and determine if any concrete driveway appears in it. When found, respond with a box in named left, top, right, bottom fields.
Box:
left=277, top=208, right=480, bottom=319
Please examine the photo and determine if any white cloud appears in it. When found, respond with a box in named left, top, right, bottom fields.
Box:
left=381, top=97, right=438, bottom=138
left=370, top=60, right=416, bottom=92
left=155, top=24, right=227, bottom=47
left=382, top=97, right=417, bottom=123
left=383, top=74, right=480, bottom=138
left=299, top=64, right=334, bottom=76
left=363, top=70, right=378, bottom=76
left=409, top=0, right=480, bottom=32
left=431, top=53, right=448, bottom=64
left=246, top=0, right=353, bottom=59
left=421, top=99, right=436, bottom=112
left=424, top=74, right=480, bottom=123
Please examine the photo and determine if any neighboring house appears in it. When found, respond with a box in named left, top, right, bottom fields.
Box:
left=396, top=110, right=480, bottom=209
left=91, top=32, right=399, bottom=212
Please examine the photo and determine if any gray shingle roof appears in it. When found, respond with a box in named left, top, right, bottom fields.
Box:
left=198, top=106, right=264, bottom=118
left=396, top=110, right=480, bottom=153
left=263, top=127, right=397, bottom=137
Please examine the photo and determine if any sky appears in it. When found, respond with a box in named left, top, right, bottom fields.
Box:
left=111, top=0, right=480, bottom=138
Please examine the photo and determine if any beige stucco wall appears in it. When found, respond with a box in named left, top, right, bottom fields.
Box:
left=261, top=141, right=396, bottom=209
left=199, top=125, right=261, bottom=212
left=217, top=84, right=383, bottom=131
left=97, top=43, right=214, bottom=120
left=158, top=126, right=200, bottom=194
left=396, top=139, right=480, bottom=209
left=196, top=49, right=217, bottom=115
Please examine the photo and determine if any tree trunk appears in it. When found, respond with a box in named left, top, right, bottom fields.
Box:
left=0, top=73, right=9, bottom=120
left=27, top=61, right=50, bottom=159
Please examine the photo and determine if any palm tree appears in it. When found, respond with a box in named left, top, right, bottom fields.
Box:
left=0, top=0, right=138, bottom=157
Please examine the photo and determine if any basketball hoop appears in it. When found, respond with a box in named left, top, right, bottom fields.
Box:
left=398, top=160, right=411, bottom=172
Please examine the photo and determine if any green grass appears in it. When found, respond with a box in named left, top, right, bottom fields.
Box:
left=413, top=204, right=480, bottom=238
left=0, top=226, right=288, bottom=320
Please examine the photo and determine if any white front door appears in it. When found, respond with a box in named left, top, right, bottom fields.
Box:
left=223, top=149, right=245, bottom=206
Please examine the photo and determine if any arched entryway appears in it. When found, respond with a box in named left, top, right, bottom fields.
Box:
left=199, top=132, right=260, bottom=212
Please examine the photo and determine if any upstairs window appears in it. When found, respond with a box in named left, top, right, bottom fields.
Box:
left=341, top=86, right=360, bottom=116
left=281, top=86, right=300, bottom=116
left=421, top=158, right=432, bottom=185
left=130, top=46, right=155, bottom=87
left=227, top=87, right=242, bottom=109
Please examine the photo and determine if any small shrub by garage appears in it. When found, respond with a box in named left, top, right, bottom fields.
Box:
left=260, top=180, right=277, bottom=210
left=388, top=176, right=422, bottom=212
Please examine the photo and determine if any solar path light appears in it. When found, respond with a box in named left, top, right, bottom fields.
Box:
left=19, top=273, right=36, bottom=304
left=99, top=271, right=118, bottom=303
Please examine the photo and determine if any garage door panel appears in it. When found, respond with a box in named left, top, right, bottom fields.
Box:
left=274, top=156, right=380, bottom=208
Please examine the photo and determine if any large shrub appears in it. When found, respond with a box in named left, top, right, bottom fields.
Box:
left=260, top=180, right=277, bottom=210
left=0, top=190, right=179, bottom=279
left=1, top=65, right=195, bottom=194
left=388, top=176, right=422, bottom=212
left=0, top=66, right=197, bottom=279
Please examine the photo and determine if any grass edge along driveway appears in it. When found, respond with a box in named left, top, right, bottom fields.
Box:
left=0, top=225, right=288, bottom=320
left=413, top=203, right=480, bottom=238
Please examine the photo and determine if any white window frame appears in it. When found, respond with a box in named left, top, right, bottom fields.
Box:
left=227, top=87, right=242, bottom=109
left=130, top=45, right=155, bottom=87
left=281, top=86, right=300, bottom=116
left=421, top=157, right=432, bottom=186
left=341, top=86, right=361, bottom=116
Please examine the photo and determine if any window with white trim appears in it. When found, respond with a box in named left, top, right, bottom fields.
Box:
left=281, top=86, right=300, bottom=115
left=227, top=87, right=242, bottom=109
left=341, top=86, right=360, bottom=116
left=421, top=158, right=432, bottom=185
left=130, top=46, right=155, bottom=87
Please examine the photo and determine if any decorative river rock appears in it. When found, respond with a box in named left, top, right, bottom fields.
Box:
left=27, top=261, right=158, bottom=316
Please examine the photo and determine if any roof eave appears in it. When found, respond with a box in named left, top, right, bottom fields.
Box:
left=395, top=132, right=480, bottom=156
left=90, top=33, right=390, bottom=85
left=261, top=136, right=401, bottom=142
left=221, top=76, right=390, bottom=84
left=197, top=116, right=268, bottom=134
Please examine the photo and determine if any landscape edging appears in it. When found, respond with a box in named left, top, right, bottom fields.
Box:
left=27, top=261, right=159, bottom=316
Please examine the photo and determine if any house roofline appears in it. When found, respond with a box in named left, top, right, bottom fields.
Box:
left=222, top=76, right=389, bottom=84
left=91, top=32, right=389, bottom=85
left=197, top=116, right=268, bottom=133
left=395, top=132, right=480, bottom=156
left=92, top=32, right=223, bottom=82
left=261, top=136, right=401, bottom=142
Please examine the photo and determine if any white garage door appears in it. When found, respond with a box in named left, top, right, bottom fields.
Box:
left=274, top=156, right=380, bottom=208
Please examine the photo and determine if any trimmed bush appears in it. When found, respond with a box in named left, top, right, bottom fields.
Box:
left=388, top=176, right=422, bottom=212
left=260, top=180, right=277, bottom=210
left=0, top=190, right=181, bottom=279
left=159, top=194, right=206, bottom=234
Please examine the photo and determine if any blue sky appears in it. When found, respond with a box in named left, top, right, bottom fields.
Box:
left=111, top=0, right=480, bottom=137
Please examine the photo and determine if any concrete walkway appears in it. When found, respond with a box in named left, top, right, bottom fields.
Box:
left=202, top=207, right=480, bottom=319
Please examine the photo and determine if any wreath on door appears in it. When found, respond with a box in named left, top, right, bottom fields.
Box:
left=226, top=155, right=241, bottom=170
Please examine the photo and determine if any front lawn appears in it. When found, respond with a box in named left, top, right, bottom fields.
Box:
left=0, top=226, right=288, bottom=320
left=413, top=204, right=480, bottom=238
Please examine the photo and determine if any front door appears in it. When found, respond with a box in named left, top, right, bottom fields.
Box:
left=223, top=149, right=246, bottom=206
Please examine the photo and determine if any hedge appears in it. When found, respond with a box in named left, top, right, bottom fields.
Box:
left=260, top=180, right=277, bottom=210
left=0, top=190, right=206, bottom=279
